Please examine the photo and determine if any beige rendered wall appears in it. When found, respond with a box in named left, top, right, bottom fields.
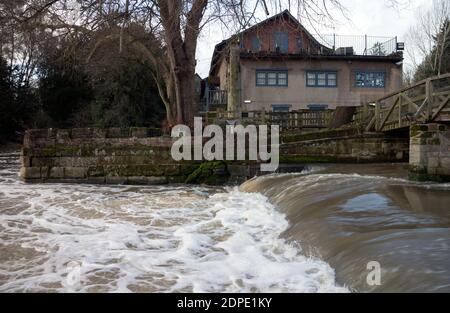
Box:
left=239, top=58, right=403, bottom=111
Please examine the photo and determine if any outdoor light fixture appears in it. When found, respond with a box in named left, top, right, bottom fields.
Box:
left=244, top=100, right=252, bottom=104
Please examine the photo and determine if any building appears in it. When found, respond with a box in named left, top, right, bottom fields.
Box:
left=207, top=10, right=404, bottom=113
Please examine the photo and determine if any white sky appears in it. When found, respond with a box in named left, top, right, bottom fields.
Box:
left=195, top=0, right=432, bottom=78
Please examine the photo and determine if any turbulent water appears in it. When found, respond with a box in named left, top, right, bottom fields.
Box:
left=2, top=152, right=450, bottom=293
left=0, top=152, right=345, bottom=293
left=242, top=165, right=450, bottom=292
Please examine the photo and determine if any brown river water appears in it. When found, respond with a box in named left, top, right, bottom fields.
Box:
left=1, top=151, right=450, bottom=292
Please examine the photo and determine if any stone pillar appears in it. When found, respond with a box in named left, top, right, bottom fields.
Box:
left=227, top=43, right=241, bottom=119
left=409, top=123, right=450, bottom=182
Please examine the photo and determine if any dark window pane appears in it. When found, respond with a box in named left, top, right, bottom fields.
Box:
left=275, top=32, right=289, bottom=53
left=356, top=72, right=385, bottom=88
left=272, top=105, right=290, bottom=112
left=251, top=36, right=261, bottom=52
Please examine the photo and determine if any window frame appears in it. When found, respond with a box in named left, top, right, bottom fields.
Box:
left=307, top=104, right=329, bottom=111
left=272, top=104, right=291, bottom=112
left=355, top=71, right=386, bottom=88
left=251, top=36, right=261, bottom=52
left=274, top=31, right=289, bottom=53
left=255, top=69, right=289, bottom=87
left=306, top=71, right=338, bottom=88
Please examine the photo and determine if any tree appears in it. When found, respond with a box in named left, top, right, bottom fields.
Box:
left=38, top=50, right=93, bottom=128
left=370, top=42, right=387, bottom=56
left=413, top=19, right=450, bottom=81
left=0, top=56, right=15, bottom=141
left=405, top=0, right=450, bottom=82
left=89, top=56, right=165, bottom=129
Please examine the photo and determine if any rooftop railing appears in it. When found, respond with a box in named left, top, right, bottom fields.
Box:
left=313, top=34, right=400, bottom=56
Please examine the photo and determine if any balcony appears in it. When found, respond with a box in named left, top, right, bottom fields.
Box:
left=205, top=89, right=228, bottom=110
left=311, top=34, right=401, bottom=57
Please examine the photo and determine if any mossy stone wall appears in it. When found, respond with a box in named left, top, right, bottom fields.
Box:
left=409, top=124, right=450, bottom=182
left=20, top=128, right=202, bottom=185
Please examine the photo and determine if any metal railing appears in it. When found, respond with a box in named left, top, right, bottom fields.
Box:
left=313, top=34, right=399, bottom=56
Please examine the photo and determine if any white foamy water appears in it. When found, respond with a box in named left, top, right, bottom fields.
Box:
left=0, top=152, right=347, bottom=293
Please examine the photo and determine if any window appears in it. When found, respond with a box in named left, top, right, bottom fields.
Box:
left=306, top=71, right=338, bottom=87
left=356, top=71, right=386, bottom=88
left=272, top=104, right=291, bottom=112
left=307, top=104, right=329, bottom=111
left=251, top=36, right=261, bottom=52
left=296, top=37, right=303, bottom=50
left=256, top=70, right=288, bottom=87
left=274, top=32, right=289, bottom=53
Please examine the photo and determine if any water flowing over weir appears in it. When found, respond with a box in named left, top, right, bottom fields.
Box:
left=3, top=151, right=450, bottom=292
left=0, top=152, right=346, bottom=293
left=241, top=165, right=450, bottom=292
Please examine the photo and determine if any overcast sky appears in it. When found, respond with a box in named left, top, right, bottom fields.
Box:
left=195, top=0, right=432, bottom=78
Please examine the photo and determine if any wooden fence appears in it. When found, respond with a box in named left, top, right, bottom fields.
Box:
left=198, top=109, right=333, bottom=131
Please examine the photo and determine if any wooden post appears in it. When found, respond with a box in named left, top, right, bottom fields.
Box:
left=261, top=110, right=266, bottom=125
left=375, top=102, right=381, bottom=131
left=425, top=78, right=433, bottom=122
left=228, top=41, right=241, bottom=119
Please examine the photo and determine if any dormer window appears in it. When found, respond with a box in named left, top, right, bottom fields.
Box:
left=251, top=36, right=261, bottom=52
left=274, top=32, right=289, bottom=53
left=296, top=37, right=303, bottom=50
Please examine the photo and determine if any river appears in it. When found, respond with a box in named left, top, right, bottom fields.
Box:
left=1, top=151, right=449, bottom=292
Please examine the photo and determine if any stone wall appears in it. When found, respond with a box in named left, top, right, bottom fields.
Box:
left=409, top=124, right=450, bottom=182
left=20, top=127, right=413, bottom=185
left=20, top=128, right=199, bottom=184
left=280, top=133, right=409, bottom=163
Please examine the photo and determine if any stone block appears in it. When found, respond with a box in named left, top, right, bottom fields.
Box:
left=56, top=129, right=71, bottom=142
left=86, top=177, right=106, bottom=184
left=427, top=157, right=439, bottom=169
left=20, top=167, right=41, bottom=179
left=106, top=176, right=127, bottom=185
left=93, top=128, right=107, bottom=138
left=49, top=167, right=65, bottom=178
left=164, top=165, right=181, bottom=176
left=106, top=128, right=130, bottom=138
left=64, top=167, right=87, bottom=178
left=71, top=128, right=94, bottom=139
left=127, top=176, right=167, bottom=185
left=167, top=176, right=188, bottom=184
left=31, top=157, right=55, bottom=167
left=440, top=157, right=450, bottom=168
left=131, top=127, right=148, bottom=138
left=227, top=164, right=251, bottom=177
left=436, top=167, right=450, bottom=176
left=87, top=166, right=105, bottom=177
left=20, top=156, right=31, bottom=167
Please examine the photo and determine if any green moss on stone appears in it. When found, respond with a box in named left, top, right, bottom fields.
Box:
left=428, top=138, right=441, bottom=145
left=408, top=172, right=450, bottom=182
left=185, top=161, right=229, bottom=185
left=410, top=125, right=428, bottom=136
left=279, top=155, right=341, bottom=164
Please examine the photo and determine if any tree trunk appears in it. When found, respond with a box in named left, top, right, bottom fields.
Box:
left=158, top=0, right=207, bottom=127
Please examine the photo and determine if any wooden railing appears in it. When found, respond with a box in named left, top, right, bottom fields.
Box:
left=362, top=73, right=450, bottom=132
left=198, top=109, right=333, bottom=131
left=206, top=89, right=228, bottom=108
